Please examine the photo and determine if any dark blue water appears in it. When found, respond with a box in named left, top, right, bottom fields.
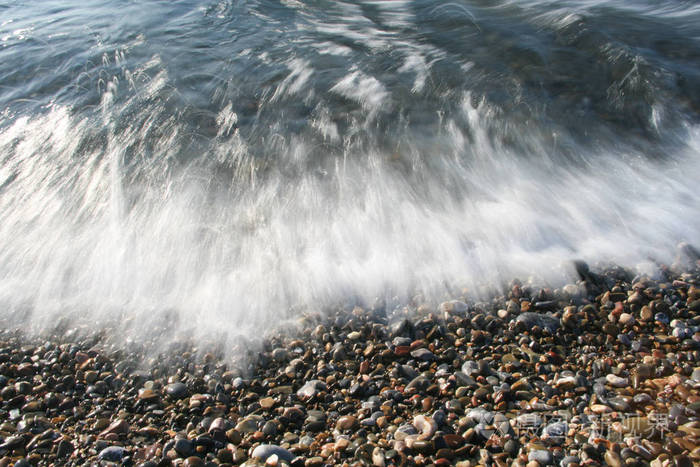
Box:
left=0, top=0, right=699, bottom=342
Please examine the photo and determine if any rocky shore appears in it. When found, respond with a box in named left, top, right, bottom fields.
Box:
left=1, top=257, right=700, bottom=467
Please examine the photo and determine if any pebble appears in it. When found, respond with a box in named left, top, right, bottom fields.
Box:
left=606, top=374, right=628, bottom=387
left=528, top=449, right=553, bottom=465
left=251, top=444, right=294, bottom=462
left=174, top=438, right=195, bottom=457
left=165, top=382, right=188, bottom=399
left=336, top=415, right=358, bottom=431
left=98, top=446, right=126, bottom=462
left=297, top=379, right=326, bottom=398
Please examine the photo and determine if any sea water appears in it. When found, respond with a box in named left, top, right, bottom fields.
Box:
left=0, top=0, right=699, bottom=347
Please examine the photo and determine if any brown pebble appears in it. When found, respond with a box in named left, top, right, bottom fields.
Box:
left=336, top=415, right=358, bottom=431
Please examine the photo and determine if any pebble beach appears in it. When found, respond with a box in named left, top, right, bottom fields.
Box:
left=1, top=252, right=700, bottom=467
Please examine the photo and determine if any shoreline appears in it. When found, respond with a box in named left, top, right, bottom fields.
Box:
left=0, top=260, right=699, bottom=466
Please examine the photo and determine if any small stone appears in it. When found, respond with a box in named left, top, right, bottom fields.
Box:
left=410, top=348, right=435, bottom=361
left=138, top=388, right=158, bottom=401
left=56, top=440, right=73, bottom=458
left=606, top=374, right=628, bottom=387
left=260, top=397, right=275, bottom=409
left=528, top=449, right=553, bottom=465
left=511, top=378, right=532, bottom=392
left=262, top=420, right=277, bottom=436
left=336, top=415, right=358, bottom=431
left=554, top=376, right=576, bottom=390
left=691, top=368, right=700, bottom=383
left=297, top=380, right=326, bottom=398
left=622, top=416, right=650, bottom=434
left=84, top=371, right=98, bottom=384
left=272, top=348, right=288, bottom=362
left=165, top=382, right=188, bottom=399
left=604, top=450, right=622, bottom=467
left=174, top=438, right=195, bottom=457
left=251, top=444, right=294, bottom=462
left=236, top=417, right=261, bottom=433
left=542, top=421, right=567, bottom=442
left=619, top=313, right=635, bottom=326
left=607, top=396, right=631, bottom=412
left=347, top=331, right=362, bottom=341
left=98, top=446, right=126, bottom=462
left=99, top=419, right=129, bottom=437
left=591, top=404, right=611, bottom=414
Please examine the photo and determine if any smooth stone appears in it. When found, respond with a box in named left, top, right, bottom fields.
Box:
left=504, top=439, right=519, bottom=457
left=174, top=438, right=195, bottom=457
left=259, top=397, right=275, bottom=410
left=262, top=421, right=277, bottom=436
left=607, top=396, right=631, bottom=412
left=405, top=376, right=430, bottom=392
left=454, top=372, right=478, bottom=388
left=98, top=446, right=126, bottom=462
left=511, top=378, right=532, bottom=392
left=618, top=334, right=631, bottom=346
left=606, top=374, right=628, bottom=387
left=411, top=348, right=436, bottom=361
left=272, top=348, right=288, bottom=361
left=138, top=388, right=158, bottom=401
left=516, top=413, right=543, bottom=428
left=461, top=360, right=479, bottom=376
left=655, top=312, right=670, bottom=324
left=542, top=421, right=567, bottom=442
left=619, top=313, right=635, bottom=326
left=394, top=424, right=418, bottom=440
left=251, top=444, right=294, bottom=462
left=165, top=382, right=188, bottom=399
left=555, top=376, right=576, bottom=389
left=604, top=450, right=622, bottom=467
left=528, top=449, right=553, bottom=465
left=691, top=368, right=700, bottom=383
left=633, top=393, right=653, bottom=405
left=400, top=364, right=419, bottom=380
left=297, top=380, right=326, bottom=398
left=336, top=415, right=358, bottom=431
left=236, top=416, right=263, bottom=433
left=465, top=408, right=494, bottom=424
left=473, top=387, right=490, bottom=401
left=393, top=337, right=412, bottom=347
left=347, top=331, right=362, bottom=340
left=100, top=419, right=129, bottom=437
left=622, top=416, right=650, bottom=434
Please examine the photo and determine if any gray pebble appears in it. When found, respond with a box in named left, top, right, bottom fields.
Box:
left=251, top=444, right=294, bottom=462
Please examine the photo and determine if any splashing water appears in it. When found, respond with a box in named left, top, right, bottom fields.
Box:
left=0, top=0, right=699, bottom=349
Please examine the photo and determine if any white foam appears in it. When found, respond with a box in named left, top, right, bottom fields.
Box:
left=330, top=70, right=388, bottom=112
left=1, top=93, right=699, bottom=354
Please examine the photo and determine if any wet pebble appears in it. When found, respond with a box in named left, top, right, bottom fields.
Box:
left=251, top=444, right=294, bottom=462
left=165, top=382, right=188, bottom=399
